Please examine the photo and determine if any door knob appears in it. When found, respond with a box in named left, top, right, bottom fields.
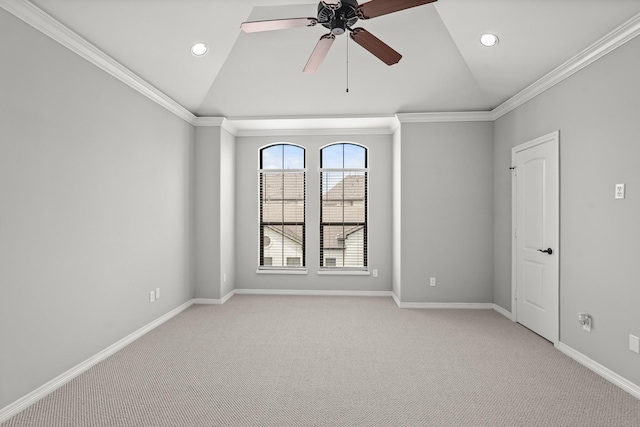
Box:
left=537, top=248, right=553, bottom=255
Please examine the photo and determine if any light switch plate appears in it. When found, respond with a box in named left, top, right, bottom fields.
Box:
left=615, top=183, right=625, bottom=199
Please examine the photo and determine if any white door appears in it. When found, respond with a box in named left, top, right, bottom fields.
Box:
left=512, top=131, right=559, bottom=344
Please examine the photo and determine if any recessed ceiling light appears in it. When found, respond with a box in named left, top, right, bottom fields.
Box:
left=191, top=42, right=208, bottom=56
left=480, top=33, right=499, bottom=47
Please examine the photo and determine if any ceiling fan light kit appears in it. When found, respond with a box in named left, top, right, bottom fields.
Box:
left=240, top=0, right=438, bottom=73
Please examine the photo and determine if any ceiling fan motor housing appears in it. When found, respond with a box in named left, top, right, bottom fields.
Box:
left=318, top=0, right=359, bottom=35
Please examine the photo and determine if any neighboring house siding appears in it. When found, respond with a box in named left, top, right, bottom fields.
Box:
left=263, top=226, right=303, bottom=267
left=322, top=227, right=364, bottom=267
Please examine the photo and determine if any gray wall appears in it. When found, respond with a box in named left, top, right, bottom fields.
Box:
left=399, top=122, right=494, bottom=303
left=194, top=125, right=236, bottom=300
left=392, top=127, right=402, bottom=300
left=234, top=134, right=393, bottom=291
left=194, top=127, right=221, bottom=299
left=494, top=35, right=640, bottom=386
left=0, top=10, right=194, bottom=409
left=220, top=127, right=236, bottom=298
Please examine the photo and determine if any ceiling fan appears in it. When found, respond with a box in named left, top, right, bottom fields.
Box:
left=240, top=0, right=438, bottom=73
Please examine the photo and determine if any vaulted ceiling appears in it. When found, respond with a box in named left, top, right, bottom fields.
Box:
left=22, top=0, right=640, bottom=119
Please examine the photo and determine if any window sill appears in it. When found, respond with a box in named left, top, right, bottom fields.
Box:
left=317, top=270, right=370, bottom=276
left=256, top=269, right=308, bottom=275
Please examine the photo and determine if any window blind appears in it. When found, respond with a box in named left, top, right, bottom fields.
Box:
left=319, top=168, right=367, bottom=269
left=259, top=169, right=306, bottom=268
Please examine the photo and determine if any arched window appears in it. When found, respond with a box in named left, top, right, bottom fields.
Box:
left=259, top=144, right=305, bottom=269
left=320, top=143, right=367, bottom=269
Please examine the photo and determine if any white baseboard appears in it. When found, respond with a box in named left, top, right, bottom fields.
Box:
left=0, top=300, right=194, bottom=423
left=391, top=292, right=401, bottom=307
left=396, top=301, right=495, bottom=309
left=556, top=342, right=640, bottom=399
left=234, top=288, right=393, bottom=298
left=192, top=289, right=236, bottom=305
left=492, top=304, right=512, bottom=319
left=227, top=291, right=496, bottom=313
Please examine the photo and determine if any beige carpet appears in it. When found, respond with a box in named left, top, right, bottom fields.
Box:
left=3, top=295, right=639, bottom=426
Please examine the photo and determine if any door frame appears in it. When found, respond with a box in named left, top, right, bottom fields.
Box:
left=511, top=130, right=560, bottom=344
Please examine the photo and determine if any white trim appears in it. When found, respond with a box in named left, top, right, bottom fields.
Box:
left=223, top=116, right=399, bottom=136
left=492, top=304, right=512, bottom=320
left=191, top=117, right=239, bottom=136
left=4, top=0, right=638, bottom=130
left=234, top=289, right=393, bottom=297
left=391, top=292, right=401, bottom=307
left=513, top=130, right=560, bottom=153
left=511, top=144, right=518, bottom=324
left=556, top=342, right=640, bottom=400
left=192, top=289, right=236, bottom=305
left=259, top=168, right=306, bottom=173
left=256, top=269, right=308, bottom=275
left=0, top=0, right=196, bottom=125
left=0, top=300, right=194, bottom=423
left=317, top=270, right=370, bottom=276
left=492, top=13, right=640, bottom=120
left=396, top=112, right=494, bottom=123
left=191, top=117, right=225, bottom=127
left=395, top=302, right=495, bottom=310
left=233, top=127, right=396, bottom=137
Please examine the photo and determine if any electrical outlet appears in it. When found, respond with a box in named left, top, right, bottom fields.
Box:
left=430, top=277, right=436, bottom=287
left=155, top=288, right=160, bottom=299
left=149, top=291, right=155, bottom=303
left=373, top=269, right=378, bottom=277
left=615, top=183, right=625, bottom=199
left=630, top=335, right=640, bottom=354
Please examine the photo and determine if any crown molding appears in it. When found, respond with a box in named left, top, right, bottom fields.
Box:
left=192, top=117, right=225, bottom=127
left=492, top=12, right=640, bottom=120
left=192, top=117, right=239, bottom=136
left=3, top=1, right=639, bottom=129
left=396, top=112, right=493, bottom=123
left=0, top=0, right=197, bottom=125
left=222, top=116, right=400, bottom=137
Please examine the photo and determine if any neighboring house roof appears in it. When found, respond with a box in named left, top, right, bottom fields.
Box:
left=261, top=172, right=366, bottom=250
left=323, top=174, right=365, bottom=201
left=322, top=173, right=366, bottom=225
left=322, top=225, right=364, bottom=250
left=261, top=172, right=305, bottom=224
left=265, top=225, right=303, bottom=245
left=261, top=172, right=305, bottom=200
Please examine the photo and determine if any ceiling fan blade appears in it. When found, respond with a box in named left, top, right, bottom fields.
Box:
left=303, top=34, right=336, bottom=74
left=357, top=0, right=437, bottom=20
left=350, top=28, right=402, bottom=65
left=240, top=17, right=317, bottom=33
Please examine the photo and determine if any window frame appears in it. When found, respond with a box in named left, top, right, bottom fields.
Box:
left=319, top=142, right=368, bottom=271
left=258, top=143, right=306, bottom=272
